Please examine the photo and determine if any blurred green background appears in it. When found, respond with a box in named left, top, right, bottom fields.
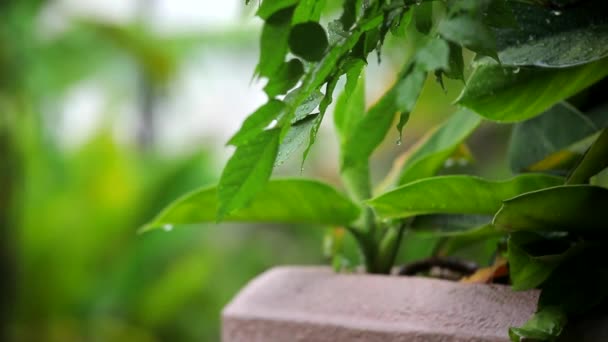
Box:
left=0, top=1, right=508, bottom=341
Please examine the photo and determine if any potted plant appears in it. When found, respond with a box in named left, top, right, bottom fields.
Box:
left=143, top=0, right=608, bottom=340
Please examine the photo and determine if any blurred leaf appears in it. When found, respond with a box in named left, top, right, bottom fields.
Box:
left=257, top=0, right=298, bottom=20
left=228, top=100, right=286, bottom=146
left=438, top=15, right=498, bottom=60
left=257, top=7, right=295, bottom=78
left=217, top=129, right=280, bottom=220
left=292, top=0, right=327, bottom=24
left=461, top=257, right=508, bottom=284
left=334, top=60, right=365, bottom=145
left=444, top=42, right=465, bottom=81
left=368, top=174, right=562, bottom=219
left=458, top=58, right=608, bottom=122
left=494, top=185, right=608, bottom=234
left=287, top=88, right=324, bottom=122
left=288, top=22, right=329, bottom=62
left=145, top=179, right=359, bottom=229
left=396, top=109, right=482, bottom=185
left=508, top=102, right=599, bottom=172
left=263, top=58, right=304, bottom=97
left=414, top=37, right=451, bottom=72
left=567, top=129, right=608, bottom=184
left=509, top=306, right=568, bottom=342
left=413, top=2, right=433, bottom=34
left=495, top=0, right=608, bottom=68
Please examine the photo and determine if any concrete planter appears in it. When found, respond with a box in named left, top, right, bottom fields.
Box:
left=222, top=266, right=540, bottom=342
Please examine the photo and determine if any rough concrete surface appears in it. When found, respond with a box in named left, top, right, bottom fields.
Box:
left=222, top=266, right=541, bottom=342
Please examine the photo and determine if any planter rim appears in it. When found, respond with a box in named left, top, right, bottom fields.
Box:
left=223, top=266, right=540, bottom=342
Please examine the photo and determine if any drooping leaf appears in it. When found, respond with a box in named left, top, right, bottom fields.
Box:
left=301, top=76, right=339, bottom=165
left=256, top=7, right=295, bottom=78
left=217, top=128, right=281, bottom=220
left=395, top=68, right=426, bottom=139
left=438, top=15, right=498, bottom=60
left=397, top=109, right=482, bottom=185
left=143, top=179, right=360, bottom=230
left=495, top=0, right=608, bottom=68
left=288, top=22, right=329, bottom=62
left=567, top=128, right=608, bottom=184
left=263, top=58, right=304, bottom=97
left=509, top=306, right=568, bottom=342
left=508, top=102, right=598, bottom=172
left=341, top=62, right=424, bottom=169
left=494, top=185, right=608, bottom=234
left=334, top=59, right=365, bottom=145
left=368, top=174, right=562, bottom=219
left=458, top=58, right=608, bottom=122
left=228, top=100, right=286, bottom=146
left=443, top=41, right=465, bottom=81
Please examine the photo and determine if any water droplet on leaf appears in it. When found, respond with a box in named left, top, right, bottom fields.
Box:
left=163, top=224, right=173, bottom=232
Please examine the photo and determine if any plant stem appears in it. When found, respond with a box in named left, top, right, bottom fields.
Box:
left=374, top=221, right=407, bottom=274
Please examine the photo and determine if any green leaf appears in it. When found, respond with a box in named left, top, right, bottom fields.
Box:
left=495, top=0, right=608, bottom=68
left=263, top=58, right=304, bottom=97
left=257, top=7, right=295, bottom=78
left=398, top=109, right=482, bottom=185
left=288, top=22, right=329, bottom=62
left=144, top=179, right=360, bottom=230
left=341, top=63, right=424, bottom=169
left=286, top=87, right=324, bottom=122
left=257, top=0, right=298, bottom=20
left=567, top=129, right=608, bottom=184
left=275, top=113, right=319, bottom=166
left=228, top=100, right=286, bottom=146
left=457, top=58, right=608, bottom=122
left=444, top=42, right=465, bottom=81
left=368, top=174, right=562, bottom=219
left=508, top=233, right=582, bottom=291
left=413, top=2, right=433, bottom=34
left=292, top=0, right=327, bottom=24
left=508, top=102, right=598, bottom=172
left=414, top=37, right=450, bottom=72
left=438, top=15, right=498, bottom=60
left=334, top=59, right=365, bottom=145
left=509, top=306, right=567, bottom=342
left=494, top=185, right=608, bottom=234
left=217, top=128, right=280, bottom=220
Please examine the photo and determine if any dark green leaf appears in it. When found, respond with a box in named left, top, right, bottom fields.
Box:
left=567, top=129, right=608, bottom=184
left=340, top=0, right=361, bottom=30
left=217, top=128, right=280, bottom=220
left=495, top=0, right=608, bottom=68
left=508, top=102, right=598, bottom=172
left=398, top=109, right=482, bottom=185
left=438, top=15, right=498, bottom=60
left=368, top=174, right=562, bottom=219
left=508, top=233, right=582, bottom=291
left=257, top=7, right=295, bottom=77
left=444, top=42, right=465, bottom=81
left=414, top=2, right=433, bottom=34
left=286, top=88, right=324, bottom=122
left=143, top=179, right=360, bottom=230
left=457, top=58, right=608, bottom=122
left=288, top=22, right=329, bottom=62
left=228, top=100, right=286, bottom=146
left=263, top=58, right=304, bottom=97
left=494, top=185, right=608, bottom=234
left=509, top=306, right=567, bottom=342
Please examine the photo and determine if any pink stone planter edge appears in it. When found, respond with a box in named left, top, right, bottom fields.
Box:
left=222, top=266, right=542, bottom=342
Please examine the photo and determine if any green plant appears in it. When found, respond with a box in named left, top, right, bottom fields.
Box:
left=146, top=0, right=608, bottom=340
